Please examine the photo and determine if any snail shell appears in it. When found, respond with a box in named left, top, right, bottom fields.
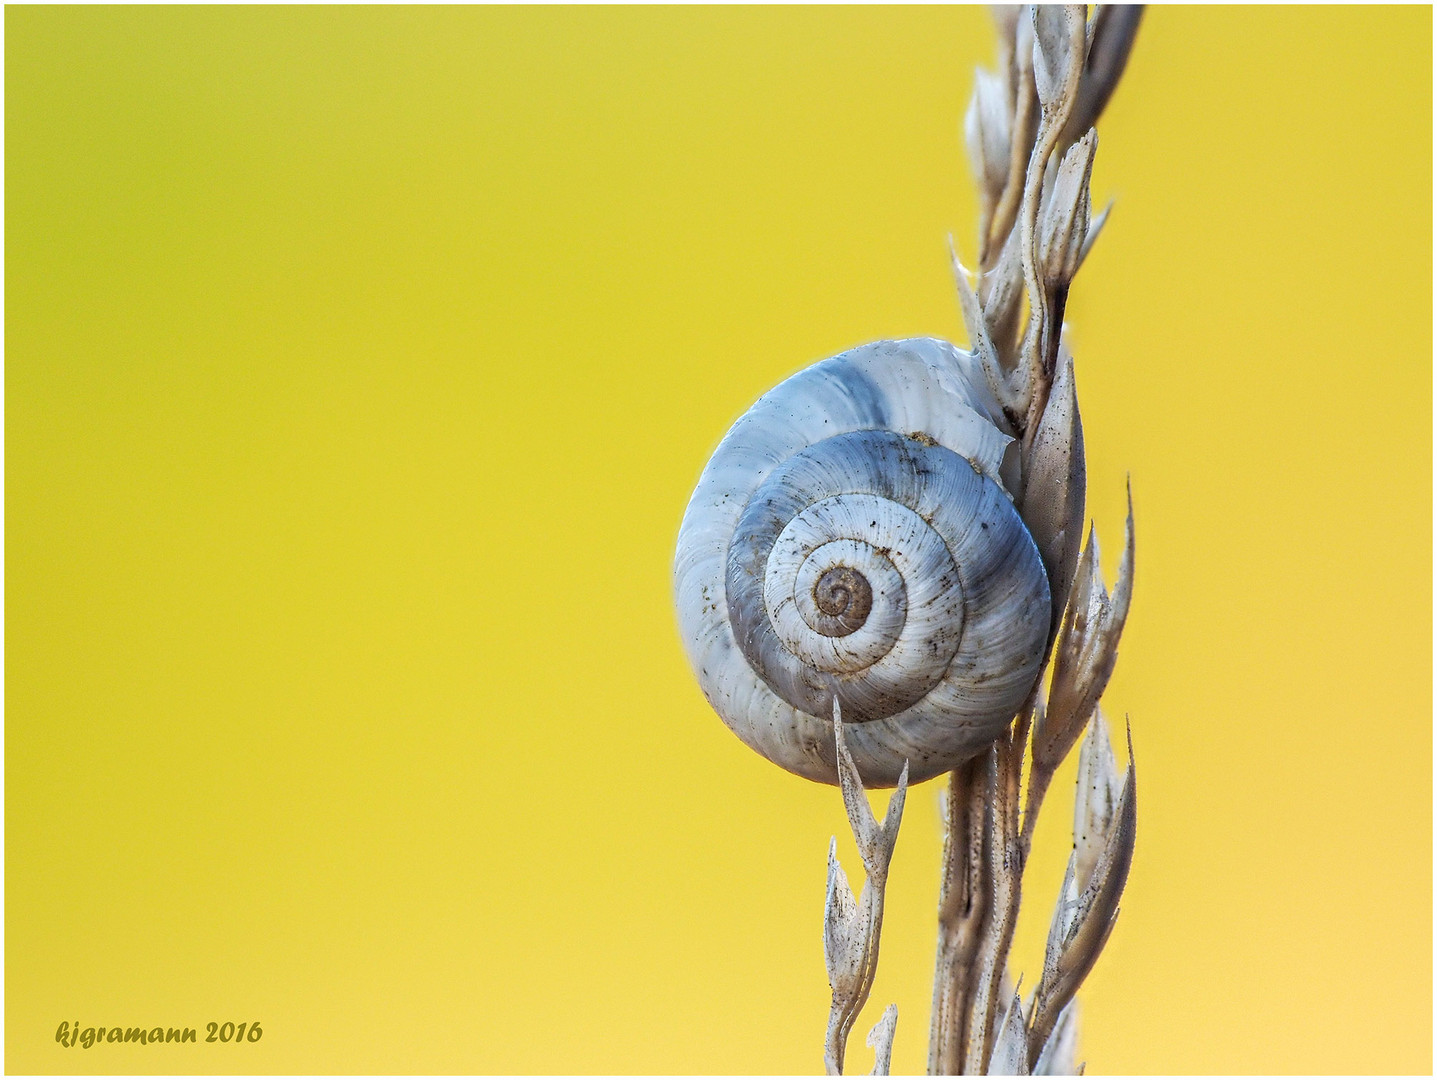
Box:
left=674, top=338, right=1051, bottom=787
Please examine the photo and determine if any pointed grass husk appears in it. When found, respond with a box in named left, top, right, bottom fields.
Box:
left=866, top=1004, right=899, bottom=1077
left=1027, top=717, right=1136, bottom=1063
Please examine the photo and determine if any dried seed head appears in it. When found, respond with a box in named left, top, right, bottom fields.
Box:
left=823, top=836, right=863, bottom=997
left=1073, top=707, right=1125, bottom=895
left=1029, top=729, right=1137, bottom=1061
left=1019, top=347, right=1087, bottom=632
left=1032, top=1001, right=1079, bottom=1076
left=1039, top=130, right=1098, bottom=291
left=966, top=68, right=1013, bottom=204
left=1036, top=486, right=1135, bottom=773
left=1031, top=5, right=1086, bottom=110
left=989, top=991, right=1031, bottom=1076
left=1013, top=8, right=1035, bottom=81
left=992, top=4, right=1022, bottom=65
left=951, top=238, right=1023, bottom=418
left=823, top=705, right=909, bottom=1076
left=865, top=1004, right=898, bottom=1076
left=1062, top=5, right=1145, bottom=145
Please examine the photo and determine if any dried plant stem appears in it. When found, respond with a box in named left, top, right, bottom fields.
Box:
left=1020, top=706, right=1060, bottom=854
left=826, top=883, right=871, bottom=1066
left=824, top=832, right=886, bottom=1076
left=929, top=695, right=1048, bottom=1076
left=924, top=6, right=1143, bottom=1075
left=824, top=706, right=908, bottom=1075
left=927, top=758, right=993, bottom=1074
left=810, top=6, right=1142, bottom=1073
left=1016, top=7, right=1085, bottom=418
left=960, top=728, right=1023, bottom=1075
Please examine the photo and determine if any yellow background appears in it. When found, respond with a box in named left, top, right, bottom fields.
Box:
left=6, top=6, right=1430, bottom=1074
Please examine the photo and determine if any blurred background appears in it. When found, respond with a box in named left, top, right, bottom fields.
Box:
left=6, top=6, right=1430, bottom=1074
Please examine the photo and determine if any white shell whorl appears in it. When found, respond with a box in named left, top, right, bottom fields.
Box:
left=674, top=338, right=1051, bottom=786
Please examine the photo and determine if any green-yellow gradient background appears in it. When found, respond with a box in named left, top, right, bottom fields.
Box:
left=6, top=6, right=1431, bottom=1074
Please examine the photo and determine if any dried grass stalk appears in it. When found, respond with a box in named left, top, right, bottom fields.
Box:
left=925, top=7, right=1142, bottom=1074
left=824, top=704, right=909, bottom=1075
left=818, top=6, right=1143, bottom=1073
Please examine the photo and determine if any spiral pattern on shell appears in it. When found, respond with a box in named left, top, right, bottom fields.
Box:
left=675, top=338, right=1052, bottom=786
